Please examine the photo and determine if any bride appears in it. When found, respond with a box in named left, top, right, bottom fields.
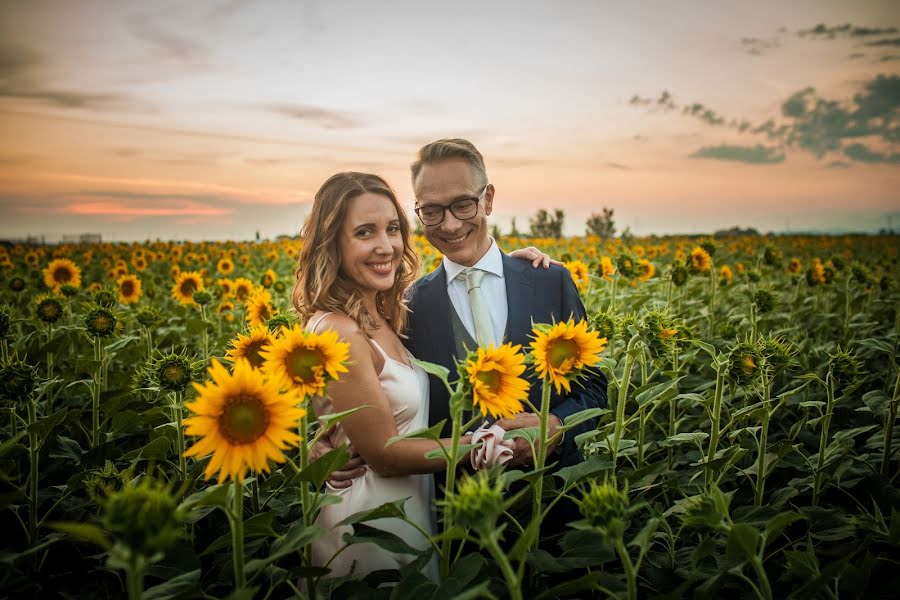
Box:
left=293, top=171, right=551, bottom=579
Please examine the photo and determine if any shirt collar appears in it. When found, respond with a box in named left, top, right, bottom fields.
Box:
left=443, top=237, right=504, bottom=286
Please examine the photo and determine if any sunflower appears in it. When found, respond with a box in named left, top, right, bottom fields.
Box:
left=117, top=274, right=142, bottom=304
left=690, top=247, right=712, bottom=273
left=171, top=271, right=204, bottom=304
left=183, top=359, right=305, bottom=482
left=35, top=294, right=64, bottom=325
left=132, top=256, right=148, bottom=272
left=598, top=256, right=616, bottom=281
left=24, top=251, right=40, bottom=268
left=260, top=269, right=277, bottom=288
left=719, top=265, right=733, bottom=285
left=787, top=257, right=802, bottom=274
left=245, top=289, right=275, bottom=328
left=217, top=278, right=235, bottom=298
left=225, top=326, right=274, bottom=369
left=530, top=319, right=607, bottom=394
left=564, top=260, right=591, bottom=292
left=217, top=257, right=235, bottom=276
left=464, top=343, right=530, bottom=419
left=217, top=300, right=236, bottom=323
left=260, top=325, right=350, bottom=397
left=43, top=258, right=82, bottom=291
left=232, top=277, right=255, bottom=302
left=637, top=259, right=655, bottom=281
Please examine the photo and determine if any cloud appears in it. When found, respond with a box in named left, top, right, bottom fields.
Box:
left=842, top=143, right=900, bottom=164
left=689, top=144, right=785, bottom=164
left=740, top=37, right=781, bottom=56
left=127, top=14, right=207, bottom=63
left=797, top=24, right=898, bottom=39
left=64, top=199, right=233, bottom=220
left=605, top=162, right=631, bottom=170
left=877, top=55, right=900, bottom=62
left=863, top=37, right=900, bottom=48
left=0, top=41, right=143, bottom=111
left=826, top=160, right=851, bottom=169
left=632, top=74, right=899, bottom=165
left=267, top=103, right=364, bottom=129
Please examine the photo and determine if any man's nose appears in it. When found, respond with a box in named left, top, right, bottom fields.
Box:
left=439, top=208, right=464, bottom=230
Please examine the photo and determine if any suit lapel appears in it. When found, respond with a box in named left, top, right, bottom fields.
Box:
left=415, top=265, right=456, bottom=428
left=503, top=253, right=534, bottom=347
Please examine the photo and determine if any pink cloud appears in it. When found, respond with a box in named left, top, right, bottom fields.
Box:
left=64, top=200, right=234, bottom=220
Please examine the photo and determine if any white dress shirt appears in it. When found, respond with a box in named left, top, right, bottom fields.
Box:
left=442, top=238, right=508, bottom=346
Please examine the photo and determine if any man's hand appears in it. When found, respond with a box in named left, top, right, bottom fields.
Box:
left=310, top=440, right=367, bottom=489
left=508, top=246, right=564, bottom=269
left=494, top=413, right=562, bottom=468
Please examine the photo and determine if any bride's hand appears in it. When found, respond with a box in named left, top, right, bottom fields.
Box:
left=316, top=442, right=367, bottom=489
left=509, top=246, right=564, bottom=269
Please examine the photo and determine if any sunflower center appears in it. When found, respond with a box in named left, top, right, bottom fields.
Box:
left=547, top=338, right=579, bottom=369
left=180, top=279, right=198, bottom=296
left=121, top=281, right=135, bottom=296
left=163, top=365, right=187, bottom=384
left=476, top=368, right=501, bottom=395
left=218, top=394, right=270, bottom=444
left=285, top=347, right=324, bottom=382
left=53, top=267, right=72, bottom=283
left=245, top=340, right=269, bottom=368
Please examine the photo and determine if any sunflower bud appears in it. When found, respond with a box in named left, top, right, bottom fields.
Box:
left=59, top=284, right=80, bottom=298
left=728, top=340, right=761, bottom=387
left=822, top=266, right=835, bottom=285
left=152, top=352, right=198, bottom=393
left=266, top=314, right=294, bottom=334
left=92, top=288, right=118, bottom=308
left=273, top=280, right=287, bottom=294
left=445, top=471, right=504, bottom=532
left=752, top=289, right=776, bottom=314
left=35, top=294, right=64, bottom=325
left=879, top=274, right=891, bottom=292
left=84, top=305, right=117, bottom=338
left=746, top=269, right=761, bottom=283
left=700, top=240, right=717, bottom=257
left=830, top=255, right=845, bottom=271
left=0, top=360, right=39, bottom=406
left=640, top=310, right=679, bottom=361
left=9, top=276, right=26, bottom=293
left=615, top=253, right=638, bottom=279
left=135, top=307, right=160, bottom=328
left=762, top=246, right=783, bottom=268
left=578, top=481, right=628, bottom=540
left=759, top=336, right=796, bottom=373
left=828, top=349, right=864, bottom=396
left=671, top=264, right=689, bottom=287
left=680, top=486, right=730, bottom=530
left=588, top=309, right=619, bottom=343
left=192, top=290, right=213, bottom=306
left=851, top=264, right=871, bottom=286
left=103, top=477, right=182, bottom=557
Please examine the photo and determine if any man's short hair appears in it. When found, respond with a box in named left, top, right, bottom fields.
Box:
left=410, top=138, right=488, bottom=188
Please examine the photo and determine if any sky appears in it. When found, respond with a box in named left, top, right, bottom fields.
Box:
left=0, top=0, right=898, bottom=241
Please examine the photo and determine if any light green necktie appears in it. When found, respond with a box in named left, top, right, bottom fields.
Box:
left=464, top=268, right=495, bottom=348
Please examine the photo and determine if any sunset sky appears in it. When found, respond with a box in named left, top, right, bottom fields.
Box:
left=1, top=0, right=898, bottom=241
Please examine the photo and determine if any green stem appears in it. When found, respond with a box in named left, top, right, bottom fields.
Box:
left=880, top=369, right=899, bottom=477
left=1, top=338, right=8, bottom=363
left=813, top=373, right=835, bottom=506
left=750, top=557, right=773, bottom=600
left=611, top=336, right=639, bottom=473
left=440, top=393, right=464, bottom=579
left=705, top=362, right=727, bottom=489
left=299, top=411, right=315, bottom=599
left=667, top=351, right=680, bottom=469
left=231, top=479, right=246, bottom=590
left=708, top=263, right=717, bottom=338
left=530, top=380, right=552, bottom=550
left=615, top=537, right=638, bottom=600
left=200, top=305, right=209, bottom=361
left=126, top=556, right=144, bottom=600
left=755, top=379, right=771, bottom=507
left=750, top=302, right=758, bottom=339
left=92, top=336, right=102, bottom=447
left=46, top=323, right=54, bottom=380
left=484, top=531, right=522, bottom=600
left=27, top=399, right=38, bottom=544
left=610, top=276, right=618, bottom=313
left=172, top=392, right=186, bottom=481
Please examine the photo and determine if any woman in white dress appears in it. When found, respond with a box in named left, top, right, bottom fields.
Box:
left=293, top=172, right=550, bottom=580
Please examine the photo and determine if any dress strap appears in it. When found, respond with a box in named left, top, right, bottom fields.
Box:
left=367, top=338, right=390, bottom=361
left=307, top=311, right=333, bottom=333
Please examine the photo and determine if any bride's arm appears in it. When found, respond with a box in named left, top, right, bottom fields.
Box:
left=322, top=316, right=466, bottom=478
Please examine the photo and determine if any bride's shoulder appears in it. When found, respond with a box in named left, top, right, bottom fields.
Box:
left=310, top=312, right=364, bottom=342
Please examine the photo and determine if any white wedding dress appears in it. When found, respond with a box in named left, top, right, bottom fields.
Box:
left=309, top=323, right=439, bottom=581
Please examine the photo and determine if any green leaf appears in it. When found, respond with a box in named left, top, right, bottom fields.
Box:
left=554, top=454, right=614, bottom=489
left=692, top=340, right=719, bottom=361
left=341, top=522, right=420, bottom=555
left=861, top=390, right=892, bottom=417
left=296, top=445, right=350, bottom=489
left=634, top=378, right=682, bottom=407
left=424, top=443, right=476, bottom=460
left=143, top=569, right=201, bottom=600
left=316, top=405, right=367, bottom=431
left=663, top=432, right=708, bottom=449
left=245, top=523, right=328, bottom=575
left=558, top=407, right=611, bottom=431
left=337, top=498, right=408, bottom=526
left=628, top=517, right=659, bottom=554
left=410, top=357, right=450, bottom=383
left=201, top=512, right=278, bottom=556
left=120, top=436, right=171, bottom=461
left=111, top=410, right=145, bottom=436
left=27, top=408, right=68, bottom=439
left=534, top=572, right=608, bottom=600
left=765, top=511, right=805, bottom=542
left=509, top=515, right=541, bottom=563
left=180, top=483, right=230, bottom=512
left=0, top=431, right=26, bottom=459
left=431, top=554, right=487, bottom=600
left=48, top=521, right=111, bottom=550
left=387, top=420, right=447, bottom=446
left=726, top=523, right=760, bottom=563
left=104, top=335, right=139, bottom=353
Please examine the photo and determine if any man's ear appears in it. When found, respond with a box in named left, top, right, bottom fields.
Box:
left=484, top=184, right=495, bottom=216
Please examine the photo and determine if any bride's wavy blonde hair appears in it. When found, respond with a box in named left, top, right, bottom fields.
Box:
left=293, top=172, right=420, bottom=335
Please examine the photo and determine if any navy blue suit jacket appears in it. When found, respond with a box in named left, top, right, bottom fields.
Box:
left=404, top=253, right=607, bottom=466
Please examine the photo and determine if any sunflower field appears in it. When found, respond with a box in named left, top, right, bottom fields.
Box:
left=0, top=233, right=898, bottom=599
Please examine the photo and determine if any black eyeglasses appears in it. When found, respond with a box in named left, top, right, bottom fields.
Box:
left=414, top=185, right=488, bottom=226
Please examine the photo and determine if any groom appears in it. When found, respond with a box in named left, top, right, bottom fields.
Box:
left=404, top=138, right=606, bottom=469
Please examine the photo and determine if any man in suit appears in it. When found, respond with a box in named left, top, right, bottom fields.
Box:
left=403, top=138, right=606, bottom=468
